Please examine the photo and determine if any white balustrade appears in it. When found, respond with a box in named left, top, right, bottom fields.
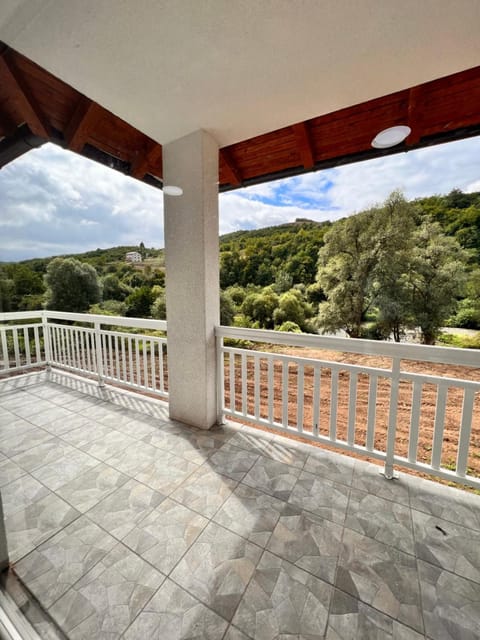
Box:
left=216, top=325, right=480, bottom=489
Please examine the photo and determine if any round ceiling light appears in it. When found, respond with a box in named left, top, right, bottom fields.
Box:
left=163, top=185, right=183, bottom=196
left=371, top=125, right=411, bottom=149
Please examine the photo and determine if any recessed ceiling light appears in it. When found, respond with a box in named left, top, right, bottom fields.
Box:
left=163, top=185, right=183, bottom=196
left=371, top=125, right=411, bottom=149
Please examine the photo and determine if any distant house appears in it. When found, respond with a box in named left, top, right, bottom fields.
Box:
left=125, top=251, right=142, bottom=263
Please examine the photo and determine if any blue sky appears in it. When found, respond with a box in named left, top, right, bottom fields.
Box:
left=1, top=136, right=479, bottom=262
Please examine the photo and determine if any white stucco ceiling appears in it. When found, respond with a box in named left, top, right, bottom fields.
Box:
left=1, top=0, right=479, bottom=147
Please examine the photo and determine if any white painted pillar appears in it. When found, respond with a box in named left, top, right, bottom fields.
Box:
left=163, top=130, right=219, bottom=429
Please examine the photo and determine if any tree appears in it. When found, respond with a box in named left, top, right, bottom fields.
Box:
left=406, top=221, right=468, bottom=344
left=317, top=192, right=417, bottom=338
left=45, top=258, right=101, bottom=312
left=241, top=288, right=279, bottom=329
left=0, top=270, right=14, bottom=312
left=273, top=289, right=314, bottom=332
left=125, top=286, right=155, bottom=317
left=220, top=291, right=236, bottom=326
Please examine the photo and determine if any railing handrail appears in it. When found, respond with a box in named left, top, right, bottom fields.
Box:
left=215, top=325, right=480, bottom=368
left=0, top=310, right=167, bottom=332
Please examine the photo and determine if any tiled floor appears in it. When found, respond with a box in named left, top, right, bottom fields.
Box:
left=0, top=371, right=480, bottom=639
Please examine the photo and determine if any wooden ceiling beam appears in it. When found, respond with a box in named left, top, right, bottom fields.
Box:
left=65, top=97, right=102, bottom=152
left=292, top=122, right=314, bottom=169
left=130, top=141, right=162, bottom=179
left=0, top=53, right=51, bottom=138
left=220, top=148, right=242, bottom=186
left=406, top=86, right=423, bottom=146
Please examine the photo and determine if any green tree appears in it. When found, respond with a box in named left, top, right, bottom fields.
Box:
left=125, top=286, right=155, bottom=318
left=241, top=288, right=279, bottom=329
left=407, top=221, right=468, bottom=344
left=317, top=192, right=417, bottom=338
left=273, top=289, right=314, bottom=332
left=45, top=258, right=101, bottom=312
left=220, top=291, right=236, bottom=326
left=0, top=270, right=14, bottom=312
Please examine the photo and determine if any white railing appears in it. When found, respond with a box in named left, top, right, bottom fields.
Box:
left=0, top=311, right=168, bottom=398
left=216, top=326, right=480, bottom=489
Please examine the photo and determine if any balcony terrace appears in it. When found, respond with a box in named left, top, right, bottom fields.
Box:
left=0, top=312, right=479, bottom=639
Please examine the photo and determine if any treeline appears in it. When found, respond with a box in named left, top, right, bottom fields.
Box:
left=1, top=188, right=479, bottom=345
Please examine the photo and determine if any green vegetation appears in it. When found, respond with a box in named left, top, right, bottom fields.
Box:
left=1, top=189, right=479, bottom=347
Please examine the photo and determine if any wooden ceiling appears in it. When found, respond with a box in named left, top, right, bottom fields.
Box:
left=1, top=42, right=480, bottom=193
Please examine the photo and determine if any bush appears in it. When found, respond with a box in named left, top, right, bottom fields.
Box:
left=276, top=321, right=302, bottom=333
left=437, top=332, right=480, bottom=349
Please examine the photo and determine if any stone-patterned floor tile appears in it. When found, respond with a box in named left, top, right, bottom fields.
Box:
left=77, top=403, right=118, bottom=421
left=113, top=415, right=159, bottom=440
left=86, top=478, right=164, bottom=540
left=413, top=509, right=480, bottom=584
left=146, top=428, right=230, bottom=464
left=42, top=413, right=93, bottom=437
left=49, top=542, right=164, bottom=640
left=336, top=528, right=424, bottom=634
left=26, top=406, right=76, bottom=427
left=123, top=497, right=208, bottom=574
left=97, top=409, right=142, bottom=430
left=59, top=421, right=112, bottom=448
left=265, top=435, right=310, bottom=469
left=326, top=588, right=425, bottom=640
left=79, top=429, right=137, bottom=461
left=123, top=578, right=228, bottom=640
left=170, top=465, right=238, bottom=518
left=5, top=492, right=80, bottom=562
left=55, top=463, right=129, bottom=513
left=134, top=452, right=198, bottom=495
left=12, top=437, right=75, bottom=473
left=223, top=626, right=250, bottom=640
left=105, top=440, right=159, bottom=476
left=227, top=431, right=273, bottom=457
left=208, top=443, right=260, bottom=481
left=2, top=474, right=50, bottom=517
left=232, top=550, right=332, bottom=639
left=0, top=426, right=54, bottom=457
left=10, top=399, right=55, bottom=418
left=288, top=470, right=350, bottom=524
left=267, top=506, right=343, bottom=584
left=304, top=448, right=355, bottom=486
left=243, top=456, right=301, bottom=501
left=170, top=521, right=262, bottom=621
left=14, top=515, right=117, bottom=608
left=0, top=415, right=37, bottom=441
left=346, top=488, right=415, bottom=555
left=353, top=461, right=410, bottom=507
left=408, top=475, right=480, bottom=531
left=418, top=560, right=480, bottom=640
left=63, top=396, right=104, bottom=413
left=213, top=483, right=289, bottom=547
left=0, top=457, right=26, bottom=486
left=31, top=449, right=99, bottom=491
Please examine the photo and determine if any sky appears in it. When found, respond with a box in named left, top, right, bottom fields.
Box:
left=0, top=136, right=479, bottom=262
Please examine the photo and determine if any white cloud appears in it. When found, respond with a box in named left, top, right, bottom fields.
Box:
left=1, top=135, right=479, bottom=261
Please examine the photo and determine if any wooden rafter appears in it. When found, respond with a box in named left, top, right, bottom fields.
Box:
left=292, top=122, right=314, bottom=169
left=130, top=141, right=162, bottom=179
left=220, top=148, right=242, bottom=186
left=65, top=97, right=102, bottom=152
left=0, top=53, right=51, bottom=138
left=406, top=86, right=423, bottom=145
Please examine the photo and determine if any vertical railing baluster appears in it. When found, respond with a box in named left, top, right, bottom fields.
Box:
left=312, top=365, right=320, bottom=437
left=150, top=339, right=156, bottom=391
left=282, top=360, right=289, bottom=429
left=23, top=327, right=31, bottom=366
left=115, top=335, right=121, bottom=381
left=33, top=325, right=41, bottom=364
left=254, top=355, right=260, bottom=420
left=366, top=374, right=377, bottom=451
left=135, top=338, right=141, bottom=386
left=229, top=352, right=235, bottom=413
left=431, top=384, right=448, bottom=470
left=296, top=363, right=304, bottom=433
left=13, top=328, right=20, bottom=367
left=128, top=336, right=134, bottom=385
left=347, top=372, right=357, bottom=446
left=159, top=342, right=165, bottom=393
left=241, top=352, right=247, bottom=415
left=383, top=357, right=401, bottom=479
left=456, top=388, right=475, bottom=477
left=268, top=357, right=274, bottom=424
left=142, top=338, right=148, bottom=388
left=94, top=321, right=104, bottom=386
left=408, top=381, right=422, bottom=462
left=0, top=329, right=8, bottom=371
left=329, top=368, right=338, bottom=441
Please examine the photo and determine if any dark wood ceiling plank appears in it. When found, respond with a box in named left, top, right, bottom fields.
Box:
left=292, top=122, right=314, bottom=168
left=0, top=54, right=51, bottom=138
left=65, top=97, right=103, bottom=152
left=220, top=148, right=242, bottom=186
left=406, top=86, right=423, bottom=145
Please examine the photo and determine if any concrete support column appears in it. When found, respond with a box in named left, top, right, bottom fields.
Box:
left=163, top=130, right=219, bottom=429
